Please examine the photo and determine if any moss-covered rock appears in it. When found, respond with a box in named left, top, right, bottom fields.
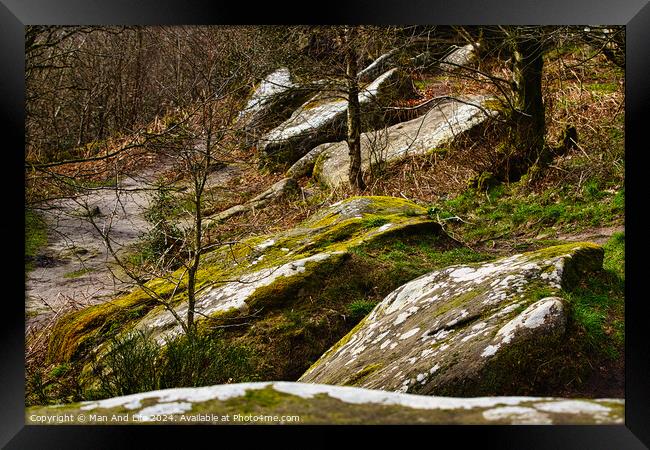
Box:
left=46, top=196, right=450, bottom=384
left=300, top=242, right=605, bottom=396
left=26, top=382, right=623, bottom=425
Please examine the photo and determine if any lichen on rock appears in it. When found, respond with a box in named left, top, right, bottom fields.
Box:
left=299, top=242, right=604, bottom=396
left=236, top=68, right=314, bottom=146
left=312, top=95, right=498, bottom=188
left=26, top=381, right=623, bottom=425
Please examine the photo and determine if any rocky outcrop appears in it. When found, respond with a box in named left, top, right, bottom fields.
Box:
left=358, top=49, right=401, bottom=82
left=286, top=142, right=335, bottom=179
left=309, top=95, right=496, bottom=187
left=132, top=197, right=441, bottom=345
left=236, top=68, right=313, bottom=146
left=27, top=382, right=623, bottom=425
left=411, top=43, right=479, bottom=72
left=47, top=196, right=447, bottom=381
left=439, top=43, right=479, bottom=71
left=300, top=242, right=604, bottom=396
left=259, top=68, right=413, bottom=168
left=359, top=43, right=478, bottom=83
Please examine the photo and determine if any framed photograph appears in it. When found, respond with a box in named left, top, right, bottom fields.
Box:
left=5, top=0, right=649, bottom=447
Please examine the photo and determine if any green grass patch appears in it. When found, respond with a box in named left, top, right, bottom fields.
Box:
left=25, top=209, right=48, bottom=272
left=83, top=330, right=259, bottom=401
left=565, top=232, right=624, bottom=358
left=63, top=267, right=95, bottom=279
left=584, top=82, right=619, bottom=94
left=49, top=363, right=71, bottom=378
left=431, top=180, right=624, bottom=243
left=347, top=299, right=378, bottom=319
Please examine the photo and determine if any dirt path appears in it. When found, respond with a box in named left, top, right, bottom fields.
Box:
left=551, top=225, right=625, bottom=245
left=25, top=156, right=241, bottom=324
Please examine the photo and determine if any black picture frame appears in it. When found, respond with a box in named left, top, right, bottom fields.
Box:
left=3, top=0, right=648, bottom=447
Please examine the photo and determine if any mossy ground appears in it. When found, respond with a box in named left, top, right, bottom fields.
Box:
left=63, top=267, right=95, bottom=279
left=25, top=208, right=48, bottom=273
left=429, top=181, right=623, bottom=247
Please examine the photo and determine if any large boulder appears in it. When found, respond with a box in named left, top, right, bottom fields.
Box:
left=26, top=381, right=623, bottom=425
left=358, top=49, right=401, bottom=82
left=259, top=68, right=413, bottom=168
left=308, top=95, right=496, bottom=187
left=439, top=43, right=479, bottom=71
left=236, top=68, right=314, bottom=147
left=300, top=242, right=605, bottom=396
left=411, top=43, right=479, bottom=72
left=46, top=196, right=449, bottom=382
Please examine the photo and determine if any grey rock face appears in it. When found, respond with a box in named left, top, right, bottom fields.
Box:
left=300, top=242, right=604, bottom=395
left=311, top=95, right=496, bottom=187
left=358, top=49, right=400, bottom=82
left=237, top=68, right=313, bottom=146
left=411, top=43, right=479, bottom=72
left=440, top=43, right=479, bottom=71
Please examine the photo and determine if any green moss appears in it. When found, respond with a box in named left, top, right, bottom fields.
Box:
left=528, top=285, right=560, bottom=301
left=240, top=387, right=284, bottom=409
left=482, top=98, right=508, bottom=113
left=564, top=233, right=624, bottom=357
left=344, top=363, right=382, bottom=386
left=427, top=147, right=450, bottom=155
left=49, top=363, right=71, bottom=378
left=63, top=267, right=95, bottom=279
left=584, top=82, right=619, bottom=93
left=46, top=288, right=160, bottom=363
left=362, top=216, right=389, bottom=229
left=428, top=288, right=486, bottom=320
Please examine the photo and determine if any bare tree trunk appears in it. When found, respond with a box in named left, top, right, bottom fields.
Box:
left=185, top=103, right=213, bottom=337
left=186, top=192, right=201, bottom=336
left=509, top=33, right=545, bottom=180
left=345, top=26, right=366, bottom=191
left=185, top=146, right=206, bottom=337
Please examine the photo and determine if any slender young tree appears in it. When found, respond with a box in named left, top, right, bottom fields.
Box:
left=344, top=26, right=366, bottom=191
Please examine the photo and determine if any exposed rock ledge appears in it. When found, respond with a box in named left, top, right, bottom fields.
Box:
left=26, top=382, right=623, bottom=425
left=259, top=68, right=412, bottom=167
left=306, top=95, right=496, bottom=186
left=300, top=242, right=604, bottom=396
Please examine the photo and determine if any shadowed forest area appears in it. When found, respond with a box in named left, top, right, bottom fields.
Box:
left=25, top=25, right=625, bottom=425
